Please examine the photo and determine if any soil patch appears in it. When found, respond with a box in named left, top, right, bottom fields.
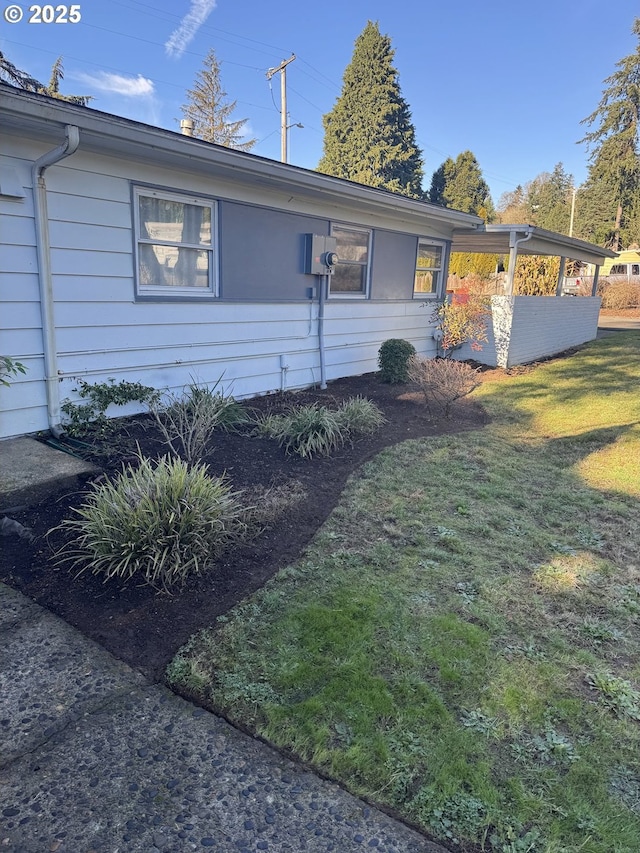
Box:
left=1, top=373, right=487, bottom=680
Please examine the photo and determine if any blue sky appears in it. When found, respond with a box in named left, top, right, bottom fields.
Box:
left=2, top=0, right=637, bottom=205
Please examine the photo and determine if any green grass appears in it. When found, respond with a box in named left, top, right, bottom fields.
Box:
left=168, top=333, right=640, bottom=852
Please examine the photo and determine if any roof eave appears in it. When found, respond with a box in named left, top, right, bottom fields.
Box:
left=0, top=85, right=482, bottom=230
left=452, top=223, right=618, bottom=265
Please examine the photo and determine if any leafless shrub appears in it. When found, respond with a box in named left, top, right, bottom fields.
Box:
left=408, top=355, right=481, bottom=418
left=598, top=280, right=640, bottom=310
left=152, top=381, right=248, bottom=464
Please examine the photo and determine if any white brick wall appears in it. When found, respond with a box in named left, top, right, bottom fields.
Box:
left=455, top=296, right=601, bottom=368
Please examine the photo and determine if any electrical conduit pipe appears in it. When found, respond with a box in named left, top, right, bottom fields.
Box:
left=318, top=273, right=327, bottom=389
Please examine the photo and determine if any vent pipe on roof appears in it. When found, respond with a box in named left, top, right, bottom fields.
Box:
left=180, top=120, right=194, bottom=136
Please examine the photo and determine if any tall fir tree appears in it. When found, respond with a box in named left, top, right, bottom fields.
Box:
left=524, top=163, right=573, bottom=233
left=429, top=151, right=494, bottom=221
left=578, top=18, right=640, bottom=249
left=182, top=49, right=256, bottom=151
left=431, top=151, right=496, bottom=280
left=318, top=21, right=423, bottom=198
left=428, top=158, right=455, bottom=207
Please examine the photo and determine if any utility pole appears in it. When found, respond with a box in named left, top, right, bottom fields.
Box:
left=569, top=186, right=577, bottom=237
left=266, top=54, right=296, bottom=163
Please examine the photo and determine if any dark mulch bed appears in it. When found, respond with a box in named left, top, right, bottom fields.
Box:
left=0, top=373, right=488, bottom=681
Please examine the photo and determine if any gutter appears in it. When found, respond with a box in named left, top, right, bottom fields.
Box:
left=31, top=124, right=80, bottom=437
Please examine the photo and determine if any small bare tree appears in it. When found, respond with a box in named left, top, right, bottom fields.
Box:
left=408, top=355, right=480, bottom=418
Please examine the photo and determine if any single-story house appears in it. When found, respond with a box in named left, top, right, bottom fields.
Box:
left=0, top=85, right=615, bottom=439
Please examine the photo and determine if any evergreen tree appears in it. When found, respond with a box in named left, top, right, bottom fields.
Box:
left=318, top=21, right=423, bottom=198
left=429, top=150, right=494, bottom=221
left=428, top=158, right=455, bottom=206
left=579, top=18, right=640, bottom=249
left=525, top=163, right=573, bottom=233
left=431, top=151, right=496, bottom=280
left=0, top=53, right=89, bottom=105
left=0, top=51, right=43, bottom=91
left=182, top=49, right=256, bottom=151
left=40, top=57, right=91, bottom=105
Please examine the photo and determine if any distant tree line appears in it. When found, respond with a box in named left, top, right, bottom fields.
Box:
left=319, top=18, right=640, bottom=253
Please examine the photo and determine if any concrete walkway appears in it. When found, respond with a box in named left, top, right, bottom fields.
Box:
left=0, top=583, right=444, bottom=853
left=0, top=437, right=445, bottom=853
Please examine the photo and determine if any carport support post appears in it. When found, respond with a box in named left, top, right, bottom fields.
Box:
left=504, top=228, right=533, bottom=296
left=556, top=257, right=566, bottom=296
left=591, top=266, right=601, bottom=297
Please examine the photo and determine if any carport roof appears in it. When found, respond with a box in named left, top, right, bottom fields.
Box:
left=452, top=224, right=617, bottom=266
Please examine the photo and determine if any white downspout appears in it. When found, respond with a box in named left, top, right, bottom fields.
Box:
left=31, top=125, right=80, bottom=437
left=504, top=228, right=533, bottom=296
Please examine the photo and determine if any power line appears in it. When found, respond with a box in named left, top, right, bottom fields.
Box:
left=2, top=37, right=277, bottom=113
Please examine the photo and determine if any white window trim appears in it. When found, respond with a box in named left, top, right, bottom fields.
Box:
left=329, top=224, right=372, bottom=298
left=133, top=186, right=218, bottom=299
left=413, top=238, right=446, bottom=299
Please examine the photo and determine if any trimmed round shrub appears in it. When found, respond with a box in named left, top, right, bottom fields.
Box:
left=378, top=339, right=416, bottom=383
left=56, top=454, right=248, bottom=592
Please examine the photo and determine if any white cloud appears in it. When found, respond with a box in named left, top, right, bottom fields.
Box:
left=77, top=72, right=155, bottom=98
left=165, top=0, right=217, bottom=59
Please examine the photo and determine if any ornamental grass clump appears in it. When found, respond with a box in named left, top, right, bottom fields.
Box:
left=255, top=397, right=384, bottom=459
left=260, top=404, right=346, bottom=459
left=55, top=454, right=248, bottom=593
left=336, top=395, right=386, bottom=434
left=408, top=355, right=481, bottom=418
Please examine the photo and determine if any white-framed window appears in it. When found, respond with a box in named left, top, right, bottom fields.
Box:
left=330, top=225, right=371, bottom=296
left=414, top=239, right=445, bottom=297
left=134, top=187, right=217, bottom=298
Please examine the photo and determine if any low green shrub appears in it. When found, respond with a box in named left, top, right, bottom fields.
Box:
left=55, top=454, right=248, bottom=593
left=0, top=356, right=27, bottom=387
left=153, top=381, right=249, bottom=464
left=378, top=339, right=416, bottom=383
left=61, top=378, right=160, bottom=437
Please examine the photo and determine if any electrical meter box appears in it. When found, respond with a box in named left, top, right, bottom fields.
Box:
left=305, top=234, right=338, bottom=275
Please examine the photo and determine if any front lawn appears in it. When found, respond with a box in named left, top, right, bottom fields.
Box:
left=168, top=333, right=640, bottom=852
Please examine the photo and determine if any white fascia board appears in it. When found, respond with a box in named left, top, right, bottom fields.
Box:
left=452, top=223, right=617, bottom=265
left=1, top=86, right=482, bottom=233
